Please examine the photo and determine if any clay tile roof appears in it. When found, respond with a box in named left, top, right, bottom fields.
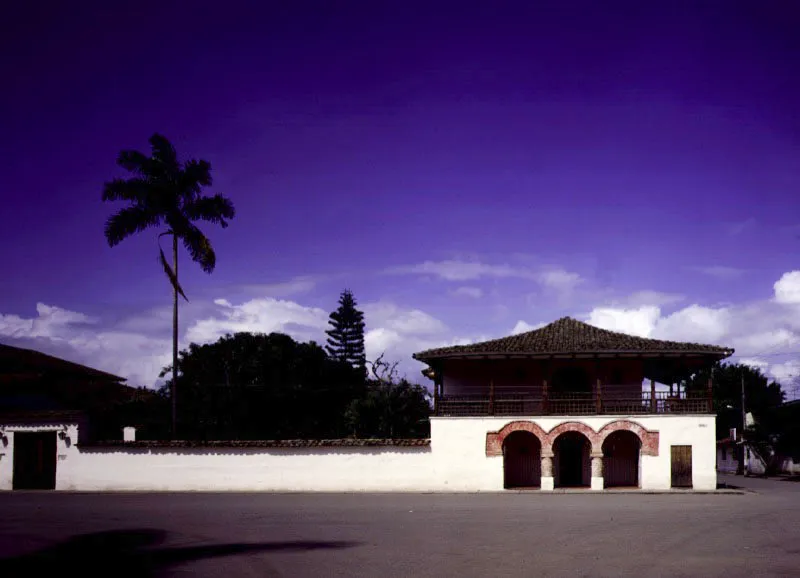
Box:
left=0, top=343, right=124, bottom=382
left=413, top=317, right=734, bottom=361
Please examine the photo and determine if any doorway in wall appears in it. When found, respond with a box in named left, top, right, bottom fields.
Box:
left=670, top=445, right=692, bottom=488
left=603, top=430, right=641, bottom=488
left=12, top=431, right=57, bottom=490
left=503, top=430, right=542, bottom=489
left=553, top=431, right=591, bottom=488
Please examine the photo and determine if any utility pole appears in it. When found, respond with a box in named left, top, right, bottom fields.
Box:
left=738, top=371, right=747, bottom=476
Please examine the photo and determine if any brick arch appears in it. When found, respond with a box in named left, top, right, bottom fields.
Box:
left=598, top=420, right=659, bottom=456
left=544, top=421, right=600, bottom=454
left=485, top=421, right=547, bottom=457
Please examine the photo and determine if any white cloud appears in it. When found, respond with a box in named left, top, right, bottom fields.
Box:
left=452, top=286, right=484, bottom=298
left=692, top=266, right=747, bottom=279
left=538, top=268, right=583, bottom=292
left=0, top=303, right=170, bottom=386
left=774, top=271, right=800, bottom=304
left=240, top=276, right=317, bottom=298
left=734, top=329, right=799, bottom=353
left=1, top=295, right=462, bottom=387
left=619, top=290, right=685, bottom=307
left=588, top=304, right=732, bottom=344
left=739, top=358, right=770, bottom=371
left=363, top=302, right=447, bottom=336
left=580, top=271, right=800, bottom=394
left=186, top=297, right=329, bottom=344
left=0, top=302, right=96, bottom=339
left=654, top=305, right=732, bottom=343
left=586, top=306, right=661, bottom=338
left=768, top=360, right=800, bottom=384
left=386, top=260, right=537, bottom=281
left=511, top=320, right=546, bottom=335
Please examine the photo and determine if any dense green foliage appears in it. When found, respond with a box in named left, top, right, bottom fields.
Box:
left=687, top=361, right=790, bottom=473
left=686, top=361, right=784, bottom=440
left=154, top=332, right=430, bottom=440
left=325, top=290, right=366, bottom=377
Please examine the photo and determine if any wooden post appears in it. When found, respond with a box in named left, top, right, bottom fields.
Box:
left=542, top=378, right=549, bottom=414
left=707, top=375, right=713, bottom=413
left=596, top=378, right=602, bottom=413
left=489, top=379, right=495, bottom=415
left=650, top=379, right=656, bottom=413
left=433, top=372, right=442, bottom=416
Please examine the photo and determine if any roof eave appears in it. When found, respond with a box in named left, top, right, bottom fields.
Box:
left=414, top=349, right=734, bottom=362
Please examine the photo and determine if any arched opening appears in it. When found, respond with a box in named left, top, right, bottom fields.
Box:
left=553, top=431, right=591, bottom=488
left=503, top=431, right=542, bottom=489
left=602, top=430, right=641, bottom=488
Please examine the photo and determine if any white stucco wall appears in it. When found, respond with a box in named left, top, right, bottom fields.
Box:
left=1, top=414, right=717, bottom=492
left=431, top=414, right=717, bottom=491
left=60, top=446, right=435, bottom=492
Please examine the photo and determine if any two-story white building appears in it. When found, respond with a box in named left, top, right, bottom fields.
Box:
left=414, top=317, right=733, bottom=491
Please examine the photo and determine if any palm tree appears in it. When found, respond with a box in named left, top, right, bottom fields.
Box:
left=102, top=134, right=235, bottom=438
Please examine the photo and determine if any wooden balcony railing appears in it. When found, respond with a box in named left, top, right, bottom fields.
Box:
left=435, top=390, right=712, bottom=417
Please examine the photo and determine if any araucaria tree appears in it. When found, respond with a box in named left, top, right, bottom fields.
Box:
left=102, top=134, right=235, bottom=437
left=326, top=290, right=366, bottom=376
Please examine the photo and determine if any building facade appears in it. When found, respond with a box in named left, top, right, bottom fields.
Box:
left=1, top=319, right=734, bottom=492
left=415, top=317, right=734, bottom=491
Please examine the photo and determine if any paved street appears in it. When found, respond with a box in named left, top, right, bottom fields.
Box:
left=0, top=475, right=798, bottom=577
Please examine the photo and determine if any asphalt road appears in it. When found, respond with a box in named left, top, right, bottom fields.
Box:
left=0, top=475, right=798, bottom=578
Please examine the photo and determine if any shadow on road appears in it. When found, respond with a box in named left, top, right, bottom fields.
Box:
left=0, top=529, right=359, bottom=577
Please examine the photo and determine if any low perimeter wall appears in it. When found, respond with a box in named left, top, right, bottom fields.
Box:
left=0, top=414, right=717, bottom=491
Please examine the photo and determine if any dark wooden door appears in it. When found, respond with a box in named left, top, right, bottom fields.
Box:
left=671, top=445, right=692, bottom=488
left=504, top=433, right=541, bottom=488
left=13, top=432, right=57, bottom=490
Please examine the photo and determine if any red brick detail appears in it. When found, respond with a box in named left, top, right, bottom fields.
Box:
left=485, top=421, right=547, bottom=457
left=486, top=419, right=660, bottom=457
left=598, top=420, right=660, bottom=456
left=544, top=421, right=601, bottom=454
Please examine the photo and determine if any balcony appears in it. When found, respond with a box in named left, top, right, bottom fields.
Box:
left=435, top=389, right=712, bottom=417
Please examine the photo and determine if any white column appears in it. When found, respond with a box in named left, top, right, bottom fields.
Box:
left=541, top=452, right=554, bottom=491
left=591, top=452, right=604, bottom=490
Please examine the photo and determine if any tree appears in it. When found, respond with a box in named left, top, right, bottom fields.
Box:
left=325, top=290, right=366, bottom=376
left=102, top=134, right=235, bottom=437
left=157, top=332, right=363, bottom=439
left=344, top=353, right=432, bottom=438
left=687, top=362, right=785, bottom=473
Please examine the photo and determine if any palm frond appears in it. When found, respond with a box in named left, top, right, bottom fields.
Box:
left=104, top=206, right=161, bottom=247
left=182, top=159, right=213, bottom=189
left=159, top=247, right=189, bottom=302
left=101, top=177, right=151, bottom=202
left=175, top=221, right=216, bottom=273
left=117, top=150, right=153, bottom=175
left=149, top=134, right=179, bottom=172
left=183, top=194, right=235, bottom=228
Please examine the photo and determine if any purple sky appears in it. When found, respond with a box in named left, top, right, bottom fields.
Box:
left=2, top=2, right=800, bottom=395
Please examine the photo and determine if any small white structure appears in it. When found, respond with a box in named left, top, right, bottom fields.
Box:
left=0, top=318, right=732, bottom=492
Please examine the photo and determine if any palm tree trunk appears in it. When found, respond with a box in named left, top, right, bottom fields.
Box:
left=172, top=234, right=179, bottom=439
